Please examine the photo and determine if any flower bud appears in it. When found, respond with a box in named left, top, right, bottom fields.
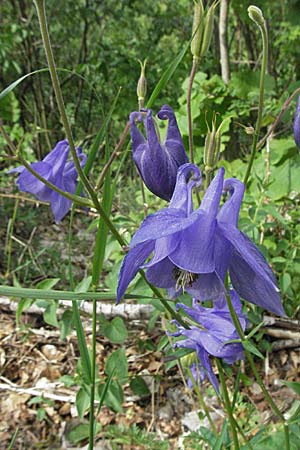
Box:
left=248, top=5, right=265, bottom=27
left=137, top=59, right=147, bottom=110
left=129, top=105, right=189, bottom=201
left=200, top=3, right=215, bottom=58
left=203, top=115, right=221, bottom=170
left=191, top=0, right=204, bottom=60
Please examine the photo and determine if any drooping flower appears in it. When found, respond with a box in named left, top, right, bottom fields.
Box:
left=8, top=139, right=87, bottom=223
left=293, top=96, right=300, bottom=149
left=170, top=290, right=246, bottom=392
left=116, top=163, right=285, bottom=316
left=130, top=105, right=188, bottom=201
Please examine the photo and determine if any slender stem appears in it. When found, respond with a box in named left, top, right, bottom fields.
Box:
left=243, top=22, right=268, bottom=186
left=33, top=0, right=100, bottom=210
left=256, top=87, right=300, bottom=151
left=17, top=156, right=93, bottom=208
left=216, top=359, right=240, bottom=450
left=186, top=367, right=218, bottom=436
left=95, top=121, right=130, bottom=191
left=0, top=121, right=15, bottom=156
left=225, top=294, right=290, bottom=450
left=284, top=424, right=291, bottom=450
left=5, top=196, right=19, bottom=277
left=88, top=298, right=97, bottom=450
left=187, top=58, right=199, bottom=163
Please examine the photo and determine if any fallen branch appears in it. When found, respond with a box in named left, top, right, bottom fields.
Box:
left=0, top=296, right=154, bottom=320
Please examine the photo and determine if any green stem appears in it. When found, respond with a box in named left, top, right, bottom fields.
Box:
left=88, top=298, right=97, bottom=450
left=33, top=0, right=100, bottom=210
left=216, top=360, right=240, bottom=450
left=243, top=21, right=268, bottom=187
left=17, top=156, right=93, bottom=208
left=225, top=294, right=290, bottom=450
left=187, top=58, right=199, bottom=164
left=5, top=196, right=19, bottom=276
left=186, top=367, right=218, bottom=436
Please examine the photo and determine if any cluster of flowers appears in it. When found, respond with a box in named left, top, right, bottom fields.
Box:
left=119, top=105, right=285, bottom=390
left=9, top=104, right=289, bottom=389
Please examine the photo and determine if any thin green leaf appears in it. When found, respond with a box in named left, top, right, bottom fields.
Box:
left=95, top=369, right=115, bottom=418
left=146, top=33, right=192, bottom=108
left=243, top=340, right=264, bottom=359
left=72, top=300, right=92, bottom=385
left=212, top=419, right=228, bottom=450
left=7, top=427, right=19, bottom=450
left=246, top=321, right=265, bottom=340
left=92, top=138, right=113, bottom=287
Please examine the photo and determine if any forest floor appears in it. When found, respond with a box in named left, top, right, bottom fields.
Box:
left=0, top=304, right=299, bottom=450
left=0, top=199, right=300, bottom=449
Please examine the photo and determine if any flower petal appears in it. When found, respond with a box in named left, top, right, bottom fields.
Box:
left=294, top=96, right=300, bottom=149
left=130, top=208, right=198, bottom=247
left=16, top=161, right=53, bottom=201
left=200, top=167, right=224, bottom=217
left=218, top=178, right=245, bottom=226
left=146, top=257, right=177, bottom=289
left=143, top=235, right=179, bottom=268
left=219, top=223, right=285, bottom=315
left=169, top=211, right=216, bottom=273
left=157, top=104, right=186, bottom=146
left=50, top=190, right=72, bottom=223
left=169, top=163, right=201, bottom=214
left=116, top=241, right=155, bottom=303
left=186, top=272, right=225, bottom=300
left=196, top=346, right=219, bottom=393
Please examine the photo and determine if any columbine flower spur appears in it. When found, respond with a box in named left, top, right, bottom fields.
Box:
left=117, top=163, right=285, bottom=316
left=130, top=104, right=189, bottom=201
left=9, top=139, right=87, bottom=223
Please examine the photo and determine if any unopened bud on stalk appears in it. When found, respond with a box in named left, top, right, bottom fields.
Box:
left=203, top=115, right=221, bottom=171
left=191, top=0, right=204, bottom=60
left=248, top=5, right=265, bottom=27
left=137, top=59, right=147, bottom=110
left=200, top=3, right=216, bottom=58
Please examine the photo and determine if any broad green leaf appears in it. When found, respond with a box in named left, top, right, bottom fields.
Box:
left=102, top=317, right=128, bottom=344
left=130, top=376, right=150, bottom=397
left=16, top=298, right=34, bottom=324
left=59, top=309, right=74, bottom=340
left=67, top=423, right=101, bottom=444
left=105, top=349, right=128, bottom=384
left=36, top=278, right=60, bottom=290
left=75, top=276, right=92, bottom=293
left=76, top=387, right=90, bottom=418
left=43, top=301, right=59, bottom=327
left=99, top=380, right=123, bottom=413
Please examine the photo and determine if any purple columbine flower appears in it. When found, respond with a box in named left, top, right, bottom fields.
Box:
left=170, top=290, right=247, bottom=392
left=293, top=96, right=300, bottom=149
left=116, top=163, right=285, bottom=316
left=130, top=104, right=189, bottom=201
left=8, top=139, right=87, bottom=223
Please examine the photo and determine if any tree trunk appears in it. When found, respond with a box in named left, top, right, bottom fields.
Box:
left=219, top=0, right=230, bottom=84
